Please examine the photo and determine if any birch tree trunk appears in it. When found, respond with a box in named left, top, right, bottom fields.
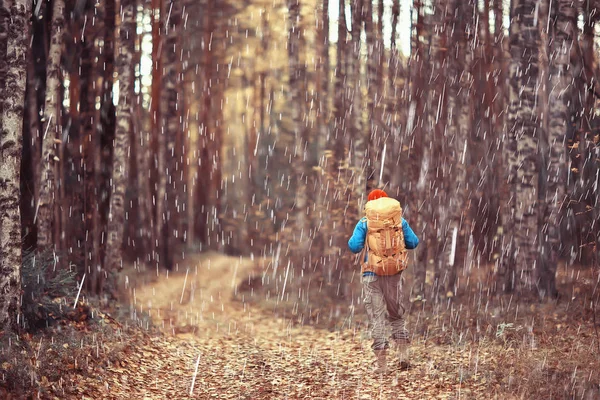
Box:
left=104, top=0, right=135, bottom=278
left=507, top=0, right=542, bottom=293
left=37, top=0, right=65, bottom=250
left=0, top=0, right=30, bottom=331
left=0, top=3, right=6, bottom=98
left=539, top=0, right=575, bottom=298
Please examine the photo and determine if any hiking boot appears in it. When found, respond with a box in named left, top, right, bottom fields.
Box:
left=395, top=341, right=411, bottom=371
left=372, top=349, right=387, bottom=374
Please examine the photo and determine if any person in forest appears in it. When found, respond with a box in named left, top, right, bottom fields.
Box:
left=348, top=189, right=419, bottom=374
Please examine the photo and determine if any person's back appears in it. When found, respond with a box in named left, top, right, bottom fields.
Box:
left=348, top=189, right=419, bottom=375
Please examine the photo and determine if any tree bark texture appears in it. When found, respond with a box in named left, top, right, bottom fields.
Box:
left=37, top=0, right=65, bottom=250
left=104, top=0, right=135, bottom=276
left=333, top=0, right=347, bottom=164
left=287, top=0, right=309, bottom=250
left=159, top=0, right=182, bottom=269
left=411, top=0, right=427, bottom=299
left=539, top=0, right=575, bottom=298
left=349, top=0, right=365, bottom=207
left=506, top=0, right=542, bottom=293
left=0, top=0, right=30, bottom=331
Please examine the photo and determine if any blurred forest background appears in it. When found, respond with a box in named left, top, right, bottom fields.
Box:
left=2, top=0, right=600, bottom=398
left=1, top=0, right=600, bottom=329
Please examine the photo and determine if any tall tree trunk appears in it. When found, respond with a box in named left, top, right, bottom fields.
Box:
left=27, top=48, right=40, bottom=210
left=38, top=0, right=65, bottom=250
left=159, top=0, right=182, bottom=269
left=446, top=0, right=474, bottom=295
left=495, top=0, right=517, bottom=292
left=491, top=0, right=510, bottom=289
left=287, top=0, right=309, bottom=250
left=579, top=5, right=600, bottom=264
left=501, top=0, right=522, bottom=293
left=365, top=0, right=378, bottom=192
left=411, top=0, right=427, bottom=300
left=440, top=0, right=458, bottom=296
left=82, top=1, right=103, bottom=292
left=0, top=0, right=30, bottom=331
left=426, top=2, right=447, bottom=301
left=151, top=0, right=163, bottom=266
left=507, top=0, right=542, bottom=294
left=333, top=0, right=347, bottom=165
left=195, top=0, right=217, bottom=249
left=539, top=0, right=575, bottom=298
left=183, top=68, right=198, bottom=248
left=349, top=0, right=364, bottom=206
left=0, top=2, right=7, bottom=99
left=104, top=0, right=135, bottom=283
left=316, top=0, right=329, bottom=160
left=132, top=0, right=152, bottom=264
left=388, top=0, right=402, bottom=194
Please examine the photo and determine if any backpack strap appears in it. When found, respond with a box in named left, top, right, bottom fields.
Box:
left=356, top=242, right=369, bottom=266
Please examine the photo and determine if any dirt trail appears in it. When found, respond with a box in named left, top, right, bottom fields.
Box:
left=85, top=253, right=492, bottom=399
left=133, top=252, right=260, bottom=337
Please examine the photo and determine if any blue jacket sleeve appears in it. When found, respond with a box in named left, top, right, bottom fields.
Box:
left=402, top=219, right=419, bottom=249
left=348, top=218, right=367, bottom=253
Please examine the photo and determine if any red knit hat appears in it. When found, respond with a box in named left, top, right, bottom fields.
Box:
left=368, top=189, right=388, bottom=202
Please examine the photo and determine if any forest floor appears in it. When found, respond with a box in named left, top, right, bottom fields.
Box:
left=2, top=252, right=600, bottom=399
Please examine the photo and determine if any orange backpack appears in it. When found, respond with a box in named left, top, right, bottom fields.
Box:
left=363, top=197, right=408, bottom=275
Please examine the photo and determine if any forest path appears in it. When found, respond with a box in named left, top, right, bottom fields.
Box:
left=87, top=253, right=491, bottom=399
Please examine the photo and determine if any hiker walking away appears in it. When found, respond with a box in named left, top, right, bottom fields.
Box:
left=348, top=189, right=419, bottom=374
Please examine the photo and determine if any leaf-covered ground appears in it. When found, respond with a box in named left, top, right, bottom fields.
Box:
left=3, top=253, right=599, bottom=399
left=74, top=253, right=490, bottom=399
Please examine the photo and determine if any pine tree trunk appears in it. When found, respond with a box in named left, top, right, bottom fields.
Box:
left=388, top=0, right=402, bottom=194
left=365, top=0, right=378, bottom=192
left=81, top=1, right=103, bottom=293
left=425, top=2, right=447, bottom=300
left=183, top=67, right=198, bottom=248
left=104, top=0, right=135, bottom=280
left=151, top=0, right=163, bottom=265
left=0, top=0, right=30, bottom=331
left=440, top=0, right=459, bottom=296
left=38, top=0, right=65, bottom=250
left=27, top=49, right=40, bottom=206
left=491, top=0, right=510, bottom=289
left=447, top=0, right=474, bottom=294
left=287, top=0, right=308, bottom=250
left=133, top=4, right=153, bottom=265
left=333, top=0, right=347, bottom=164
left=349, top=0, right=365, bottom=206
left=159, top=0, right=182, bottom=269
left=411, top=0, right=427, bottom=299
left=315, top=0, right=329, bottom=160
